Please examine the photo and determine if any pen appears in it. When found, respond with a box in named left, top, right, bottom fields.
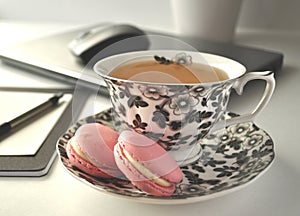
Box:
left=0, top=92, right=64, bottom=137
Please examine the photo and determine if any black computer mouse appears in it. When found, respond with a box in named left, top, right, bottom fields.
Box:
left=68, top=24, right=150, bottom=64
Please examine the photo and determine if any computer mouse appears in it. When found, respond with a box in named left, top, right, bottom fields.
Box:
left=68, top=24, right=149, bottom=64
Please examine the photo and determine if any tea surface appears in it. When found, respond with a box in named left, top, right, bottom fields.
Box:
left=109, top=60, right=229, bottom=84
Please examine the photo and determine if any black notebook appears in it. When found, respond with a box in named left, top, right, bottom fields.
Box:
left=0, top=92, right=73, bottom=176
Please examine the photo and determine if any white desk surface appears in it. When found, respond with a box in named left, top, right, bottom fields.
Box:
left=0, top=21, right=299, bottom=216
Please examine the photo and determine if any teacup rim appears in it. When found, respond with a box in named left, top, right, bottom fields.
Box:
left=93, top=50, right=247, bottom=86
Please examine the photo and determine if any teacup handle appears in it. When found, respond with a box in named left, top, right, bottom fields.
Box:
left=211, top=71, right=275, bottom=132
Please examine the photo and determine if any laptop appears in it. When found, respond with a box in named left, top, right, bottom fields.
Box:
left=0, top=23, right=283, bottom=88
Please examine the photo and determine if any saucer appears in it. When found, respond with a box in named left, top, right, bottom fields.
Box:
left=56, top=108, right=274, bottom=204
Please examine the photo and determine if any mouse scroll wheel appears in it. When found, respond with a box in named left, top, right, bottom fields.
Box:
left=75, top=31, right=92, bottom=41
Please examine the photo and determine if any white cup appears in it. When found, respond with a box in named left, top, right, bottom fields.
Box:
left=171, top=0, right=243, bottom=42
left=94, top=50, right=275, bottom=166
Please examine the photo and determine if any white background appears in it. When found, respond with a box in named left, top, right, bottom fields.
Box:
left=1, top=0, right=300, bottom=215
left=1, top=0, right=300, bottom=32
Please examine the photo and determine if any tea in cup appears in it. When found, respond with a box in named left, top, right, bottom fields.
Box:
left=94, top=50, right=275, bottom=166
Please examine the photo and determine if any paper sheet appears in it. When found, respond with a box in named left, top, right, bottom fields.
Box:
left=0, top=92, right=72, bottom=155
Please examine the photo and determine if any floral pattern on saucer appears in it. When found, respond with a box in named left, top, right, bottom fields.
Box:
left=56, top=109, right=274, bottom=204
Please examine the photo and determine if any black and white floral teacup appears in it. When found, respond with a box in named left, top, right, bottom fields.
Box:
left=94, top=50, right=275, bottom=166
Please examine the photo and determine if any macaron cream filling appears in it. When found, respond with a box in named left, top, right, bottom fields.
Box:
left=121, top=147, right=171, bottom=187
left=71, top=139, right=93, bottom=164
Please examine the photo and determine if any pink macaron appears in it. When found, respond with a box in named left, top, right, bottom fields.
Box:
left=66, top=123, right=122, bottom=178
left=114, top=130, right=183, bottom=197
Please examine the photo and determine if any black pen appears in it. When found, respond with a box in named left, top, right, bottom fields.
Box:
left=0, top=92, right=64, bottom=137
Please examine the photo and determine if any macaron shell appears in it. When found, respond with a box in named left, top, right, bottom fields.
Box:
left=118, top=131, right=183, bottom=183
left=75, top=123, right=122, bottom=177
left=131, top=179, right=175, bottom=197
left=114, top=144, right=175, bottom=197
left=66, top=138, right=112, bottom=178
